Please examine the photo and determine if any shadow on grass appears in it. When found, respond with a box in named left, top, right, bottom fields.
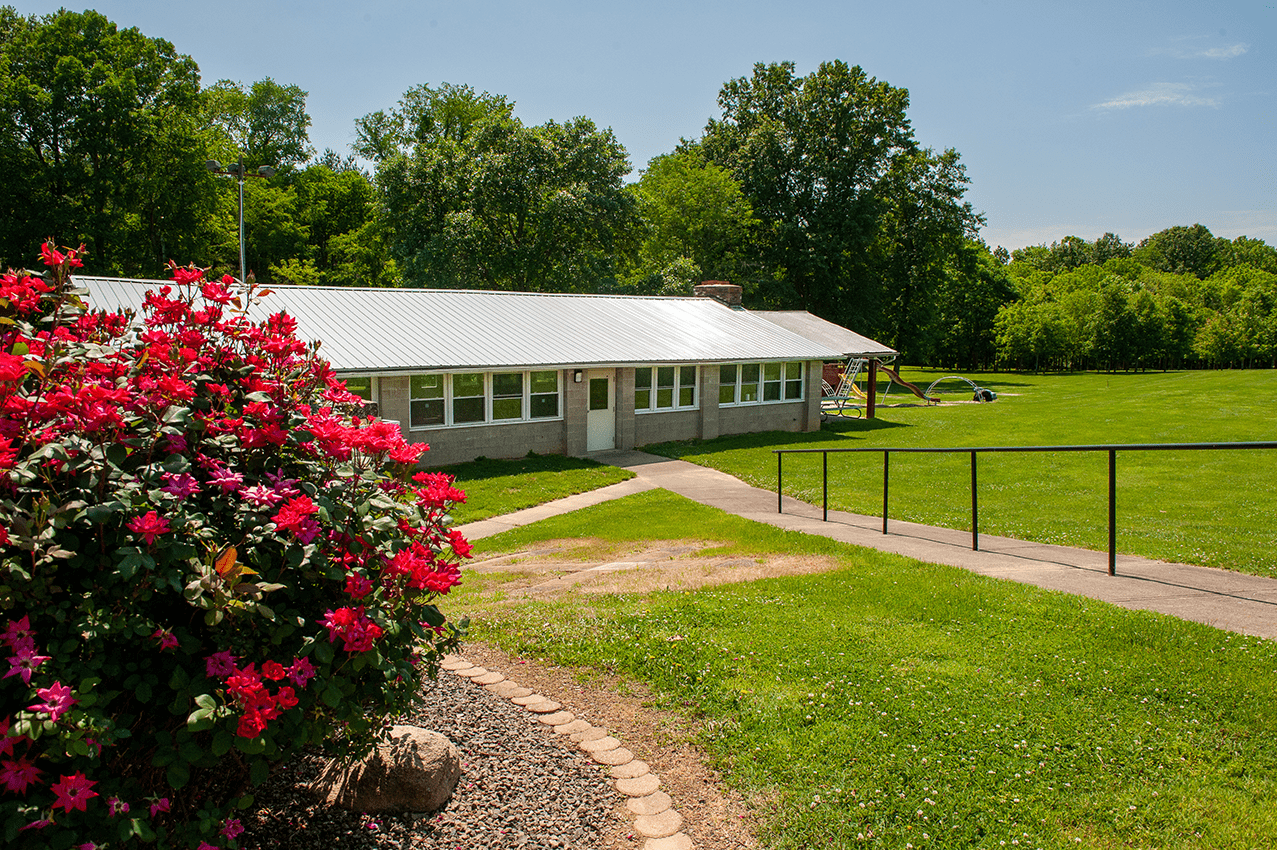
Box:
left=644, top=420, right=913, bottom=459
left=424, top=453, right=611, bottom=482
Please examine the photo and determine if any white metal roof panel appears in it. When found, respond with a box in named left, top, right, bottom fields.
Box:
left=751, top=310, right=897, bottom=358
left=78, top=279, right=851, bottom=372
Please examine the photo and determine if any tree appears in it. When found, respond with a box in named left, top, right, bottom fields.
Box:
left=1134, top=224, right=1223, bottom=279
left=0, top=7, right=217, bottom=274
left=616, top=149, right=757, bottom=295
left=927, top=241, right=1017, bottom=370
left=698, top=60, right=980, bottom=348
left=202, top=77, right=314, bottom=169
left=358, top=83, right=636, bottom=291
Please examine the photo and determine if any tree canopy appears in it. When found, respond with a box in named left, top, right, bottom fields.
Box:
left=697, top=60, right=982, bottom=357
left=357, top=83, right=636, bottom=291
left=0, top=7, right=214, bottom=275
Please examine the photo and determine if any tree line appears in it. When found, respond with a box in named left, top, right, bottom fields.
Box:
left=2, top=8, right=1273, bottom=370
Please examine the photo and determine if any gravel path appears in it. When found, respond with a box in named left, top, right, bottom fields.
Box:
left=241, top=672, right=628, bottom=849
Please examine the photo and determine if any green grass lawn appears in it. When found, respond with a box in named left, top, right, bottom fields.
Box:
left=644, top=368, right=1277, bottom=576
left=426, top=453, right=634, bottom=524
left=461, top=490, right=1277, bottom=850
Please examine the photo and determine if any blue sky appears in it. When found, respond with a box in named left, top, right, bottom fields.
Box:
left=18, top=1, right=1276, bottom=249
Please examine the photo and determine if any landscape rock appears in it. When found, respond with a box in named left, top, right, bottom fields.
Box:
left=312, top=725, right=462, bottom=814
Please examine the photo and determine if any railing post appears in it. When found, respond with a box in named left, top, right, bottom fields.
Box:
left=823, top=451, right=828, bottom=522
left=971, top=450, right=979, bottom=551
left=1108, top=448, right=1116, bottom=576
left=882, top=450, right=890, bottom=534
left=777, top=452, right=783, bottom=514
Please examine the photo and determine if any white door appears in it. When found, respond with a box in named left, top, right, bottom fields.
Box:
left=586, top=369, right=615, bottom=452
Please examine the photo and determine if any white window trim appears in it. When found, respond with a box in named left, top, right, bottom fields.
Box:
left=718, top=361, right=806, bottom=407
left=409, top=370, right=563, bottom=430
left=634, top=365, right=699, bottom=413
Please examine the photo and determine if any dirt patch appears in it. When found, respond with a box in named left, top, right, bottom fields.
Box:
left=453, top=540, right=849, bottom=849
left=467, top=538, right=842, bottom=598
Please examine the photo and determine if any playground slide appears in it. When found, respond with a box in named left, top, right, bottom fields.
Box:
left=875, top=364, right=936, bottom=403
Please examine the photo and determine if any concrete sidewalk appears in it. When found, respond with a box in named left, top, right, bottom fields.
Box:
left=458, top=450, right=1277, bottom=640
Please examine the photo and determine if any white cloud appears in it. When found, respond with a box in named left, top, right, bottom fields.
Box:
left=1147, top=39, right=1249, bottom=60
left=1091, top=82, right=1219, bottom=110
left=1198, top=43, right=1248, bottom=60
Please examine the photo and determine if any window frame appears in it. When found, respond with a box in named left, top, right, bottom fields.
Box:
left=408, top=369, right=563, bottom=430
left=717, top=361, right=806, bottom=407
left=633, top=365, right=699, bottom=413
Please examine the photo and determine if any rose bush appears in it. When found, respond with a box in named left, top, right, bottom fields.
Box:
left=0, top=246, right=468, bottom=848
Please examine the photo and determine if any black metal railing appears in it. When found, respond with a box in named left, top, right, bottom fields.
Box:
left=775, top=442, right=1277, bottom=576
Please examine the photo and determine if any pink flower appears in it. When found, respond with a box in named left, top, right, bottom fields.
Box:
left=1, top=616, right=33, bottom=652
left=287, top=657, right=316, bottom=688
left=51, top=772, right=98, bottom=812
left=240, top=484, right=283, bottom=508
left=108, top=795, right=129, bottom=817
left=344, top=572, right=373, bottom=600
left=5, top=644, right=51, bottom=684
left=221, top=817, right=244, bottom=840
left=149, top=797, right=171, bottom=817
left=30, top=681, right=76, bottom=721
left=0, top=756, right=42, bottom=794
left=205, top=650, right=237, bottom=678
left=197, top=843, right=220, bottom=850
left=151, top=628, right=179, bottom=651
left=127, top=511, right=171, bottom=545
left=207, top=466, right=244, bottom=493
left=160, top=472, right=200, bottom=499
left=0, top=718, right=24, bottom=759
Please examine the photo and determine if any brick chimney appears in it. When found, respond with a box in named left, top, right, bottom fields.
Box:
left=692, top=281, right=742, bottom=307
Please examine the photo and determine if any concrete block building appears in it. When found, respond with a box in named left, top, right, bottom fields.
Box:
left=82, top=279, right=894, bottom=467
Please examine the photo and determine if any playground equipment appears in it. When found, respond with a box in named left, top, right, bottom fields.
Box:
left=821, top=358, right=997, bottom=415
left=925, top=374, right=998, bottom=402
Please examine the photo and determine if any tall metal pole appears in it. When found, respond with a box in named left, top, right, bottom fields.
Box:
left=237, top=154, right=246, bottom=284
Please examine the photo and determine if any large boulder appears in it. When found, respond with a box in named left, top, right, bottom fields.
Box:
left=312, top=725, right=462, bottom=814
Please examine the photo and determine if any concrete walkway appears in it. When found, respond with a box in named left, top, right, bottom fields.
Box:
left=458, top=450, right=1277, bottom=640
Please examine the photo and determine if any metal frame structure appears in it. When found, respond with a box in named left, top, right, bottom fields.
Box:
left=775, top=441, right=1277, bottom=576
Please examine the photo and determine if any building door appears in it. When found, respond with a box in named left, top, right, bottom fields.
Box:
left=586, top=369, right=615, bottom=452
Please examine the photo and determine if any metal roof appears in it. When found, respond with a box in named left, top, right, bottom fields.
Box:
left=751, top=311, right=897, bottom=358
left=78, top=279, right=862, bottom=372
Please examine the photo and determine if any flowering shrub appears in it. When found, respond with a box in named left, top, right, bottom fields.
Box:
left=0, top=246, right=468, bottom=848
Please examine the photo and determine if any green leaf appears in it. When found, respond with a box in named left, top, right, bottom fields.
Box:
left=250, top=758, right=269, bottom=785
left=194, top=693, right=217, bottom=710
left=130, top=818, right=157, bottom=841
left=237, top=793, right=255, bottom=809
left=212, top=729, right=234, bottom=757
left=166, top=762, right=190, bottom=789
left=419, top=604, right=446, bottom=627
left=321, top=683, right=343, bottom=707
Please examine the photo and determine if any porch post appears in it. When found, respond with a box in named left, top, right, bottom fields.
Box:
left=867, top=359, right=878, bottom=419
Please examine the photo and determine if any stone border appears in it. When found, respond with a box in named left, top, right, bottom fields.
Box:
left=440, top=655, right=695, bottom=850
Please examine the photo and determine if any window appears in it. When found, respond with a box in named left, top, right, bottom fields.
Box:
left=344, top=376, right=374, bottom=401
left=785, top=361, right=804, bottom=399
left=740, top=363, right=760, bottom=402
left=492, top=372, right=523, bottom=420
left=452, top=373, right=485, bottom=424
left=719, top=364, right=737, bottom=405
left=530, top=370, right=559, bottom=418
left=410, top=374, right=444, bottom=427
left=634, top=366, right=697, bottom=412
left=718, top=361, right=805, bottom=406
left=763, top=362, right=782, bottom=401
left=409, top=370, right=563, bottom=428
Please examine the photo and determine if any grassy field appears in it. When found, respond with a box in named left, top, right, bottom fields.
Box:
left=645, top=368, right=1277, bottom=576
left=427, top=453, right=634, bottom=524
left=461, top=489, right=1277, bottom=850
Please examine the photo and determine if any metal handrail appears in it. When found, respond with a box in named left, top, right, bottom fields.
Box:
left=775, top=441, right=1277, bottom=576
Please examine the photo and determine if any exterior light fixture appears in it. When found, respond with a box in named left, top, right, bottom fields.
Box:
left=573, top=370, right=583, bottom=383
left=206, top=155, right=277, bottom=283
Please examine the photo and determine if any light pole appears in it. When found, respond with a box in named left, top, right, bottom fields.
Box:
left=205, top=155, right=276, bottom=283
